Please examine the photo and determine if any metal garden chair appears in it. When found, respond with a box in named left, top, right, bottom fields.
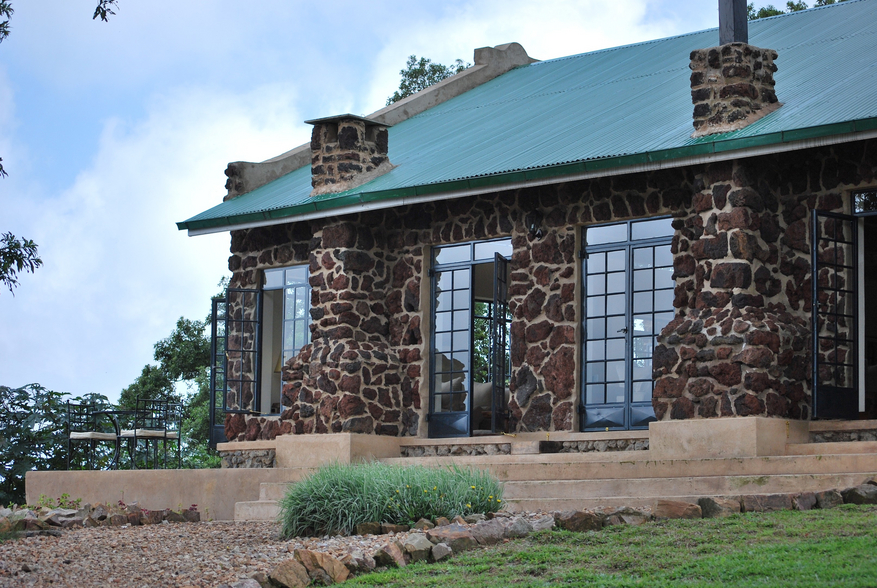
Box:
left=66, top=401, right=118, bottom=470
left=119, top=398, right=170, bottom=469
left=118, top=399, right=184, bottom=469
left=164, top=402, right=183, bottom=469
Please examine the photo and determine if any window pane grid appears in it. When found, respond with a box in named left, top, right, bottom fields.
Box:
left=433, top=269, right=471, bottom=413
left=582, top=220, right=673, bottom=430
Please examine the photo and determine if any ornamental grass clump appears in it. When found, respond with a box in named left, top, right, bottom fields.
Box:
left=278, top=462, right=503, bottom=538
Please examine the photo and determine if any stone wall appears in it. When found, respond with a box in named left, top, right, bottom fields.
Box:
left=811, top=428, right=877, bottom=443
left=507, top=176, right=692, bottom=431
left=221, top=139, right=877, bottom=441
left=653, top=140, right=876, bottom=422
left=280, top=220, right=415, bottom=437
left=220, top=448, right=277, bottom=468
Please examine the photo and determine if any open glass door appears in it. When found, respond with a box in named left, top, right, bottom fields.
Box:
left=490, top=253, right=510, bottom=433
left=811, top=210, right=858, bottom=419
left=208, top=294, right=228, bottom=447
left=429, top=239, right=512, bottom=438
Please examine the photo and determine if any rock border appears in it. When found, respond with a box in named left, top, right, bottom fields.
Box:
left=0, top=500, right=201, bottom=535
left=246, top=478, right=877, bottom=588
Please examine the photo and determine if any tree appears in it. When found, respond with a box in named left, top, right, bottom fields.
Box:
left=0, top=384, right=110, bottom=505
left=0, top=0, right=116, bottom=43
left=118, top=316, right=212, bottom=464
left=93, top=0, right=119, bottom=22
left=748, top=0, right=849, bottom=19
left=0, top=232, right=42, bottom=294
left=0, top=2, right=11, bottom=44
left=386, top=55, right=470, bottom=105
left=119, top=280, right=226, bottom=468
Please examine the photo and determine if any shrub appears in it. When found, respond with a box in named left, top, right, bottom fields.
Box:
left=278, top=462, right=504, bottom=538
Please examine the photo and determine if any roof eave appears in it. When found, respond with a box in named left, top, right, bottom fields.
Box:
left=181, top=117, right=877, bottom=236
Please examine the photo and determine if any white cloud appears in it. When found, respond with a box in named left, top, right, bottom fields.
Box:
left=359, top=0, right=717, bottom=114
left=0, top=82, right=309, bottom=399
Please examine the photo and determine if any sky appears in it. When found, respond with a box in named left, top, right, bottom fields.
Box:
left=0, top=0, right=749, bottom=401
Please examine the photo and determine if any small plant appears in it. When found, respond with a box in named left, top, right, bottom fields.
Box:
left=278, top=462, right=504, bottom=539
left=57, top=493, right=81, bottom=509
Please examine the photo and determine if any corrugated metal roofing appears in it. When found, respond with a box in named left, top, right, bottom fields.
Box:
left=180, top=0, right=877, bottom=232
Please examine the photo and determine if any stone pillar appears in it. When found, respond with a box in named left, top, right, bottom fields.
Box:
left=654, top=160, right=810, bottom=421
left=690, top=43, right=779, bottom=137
left=280, top=221, right=418, bottom=436
left=508, top=227, right=578, bottom=432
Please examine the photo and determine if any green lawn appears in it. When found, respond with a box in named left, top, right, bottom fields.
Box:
left=345, top=505, right=877, bottom=587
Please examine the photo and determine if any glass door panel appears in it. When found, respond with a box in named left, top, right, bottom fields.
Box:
left=812, top=210, right=858, bottom=419
left=429, top=239, right=512, bottom=438
left=582, top=220, right=673, bottom=430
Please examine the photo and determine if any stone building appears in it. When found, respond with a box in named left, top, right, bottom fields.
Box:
left=178, top=1, right=877, bottom=447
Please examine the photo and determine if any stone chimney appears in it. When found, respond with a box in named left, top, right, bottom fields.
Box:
left=689, top=0, right=780, bottom=137
left=305, top=114, right=394, bottom=196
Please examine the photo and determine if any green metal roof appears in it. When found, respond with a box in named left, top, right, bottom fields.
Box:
left=179, top=0, right=877, bottom=233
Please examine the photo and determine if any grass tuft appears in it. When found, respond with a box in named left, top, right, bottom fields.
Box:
left=278, top=461, right=503, bottom=538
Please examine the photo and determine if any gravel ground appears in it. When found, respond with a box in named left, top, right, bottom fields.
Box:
left=0, top=521, right=406, bottom=588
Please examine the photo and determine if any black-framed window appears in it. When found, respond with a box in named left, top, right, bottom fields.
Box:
left=262, top=265, right=310, bottom=415
left=430, top=239, right=511, bottom=438
left=581, top=217, right=674, bottom=430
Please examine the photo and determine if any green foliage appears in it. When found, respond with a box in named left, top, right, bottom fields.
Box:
left=386, top=55, right=470, bottom=106
left=0, top=384, right=110, bottom=505
left=118, top=314, right=218, bottom=468
left=34, top=492, right=81, bottom=510
left=748, top=0, right=849, bottom=19
left=120, top=278, right=228, bottom=468
left=0, top=1, right=11, bottom=44
left=119, top=317, right=210, bottom=408
left=279, top=462, right=504, bottom=538
left=472, top=302, right=491, bottom=384
left=0, top=232, right=42, bottom=294
left=154, top=317, right=211, bottom=381
left=92, top=0, right=118, bottom=22
left=344, top=505, right=877, bottom=588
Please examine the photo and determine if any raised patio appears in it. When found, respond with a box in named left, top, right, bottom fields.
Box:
left=26, top=417, right=877, bottom=522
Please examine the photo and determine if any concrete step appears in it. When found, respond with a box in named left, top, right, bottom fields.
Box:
left=786, top=441, right=877, bottom=455
left=503, top=471, right=871, bottom=502
left=381, top=451, right=877, bottom=482
left=234, top=500, right=281, bottom=521
left=233, top=450, right=877, bottom=521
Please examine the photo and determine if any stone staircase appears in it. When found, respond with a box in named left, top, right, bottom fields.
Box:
left=234, top=468, right=314, bottom=521
left=232, top=436, right=877, bottom=521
